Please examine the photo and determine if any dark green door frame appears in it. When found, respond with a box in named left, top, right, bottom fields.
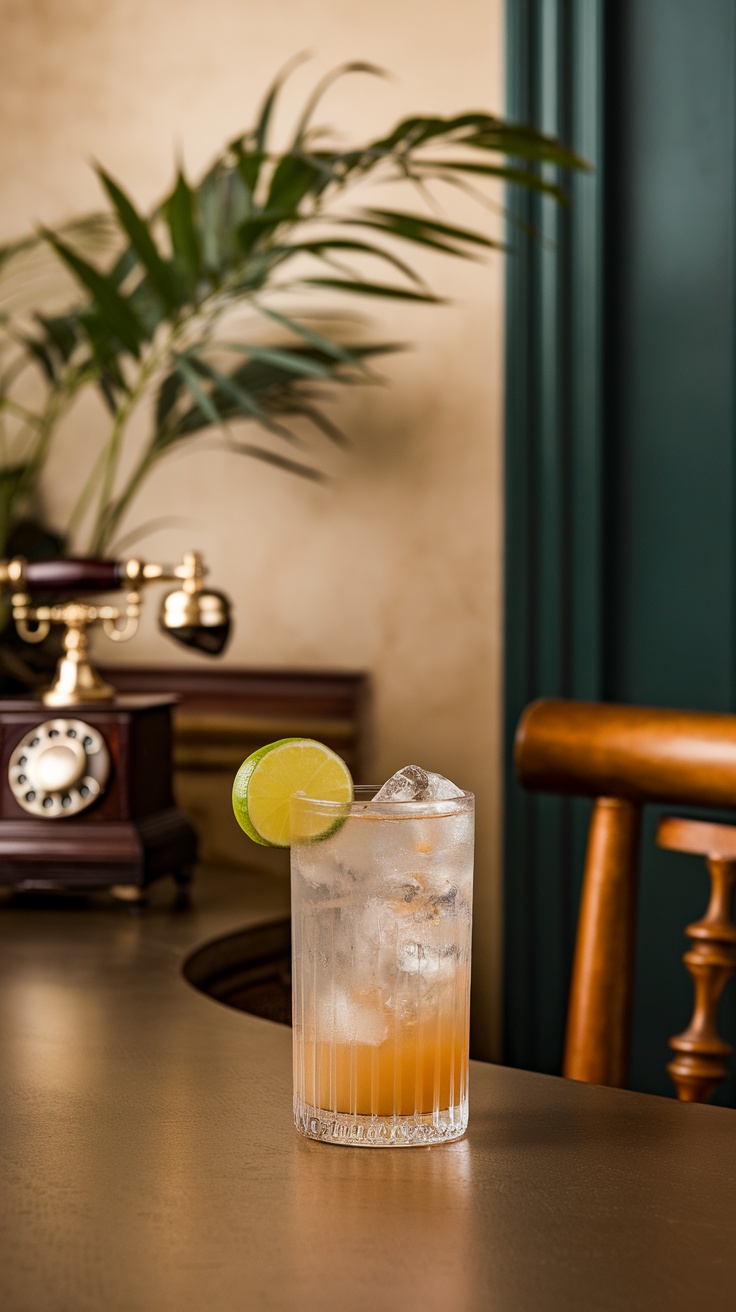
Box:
left=503, top=0, right=605, bottom=1072
left=504, top=1, right=736, bottom=1102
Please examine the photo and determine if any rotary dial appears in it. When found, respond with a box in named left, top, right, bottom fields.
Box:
left=9, top=719, right=110, bottom=818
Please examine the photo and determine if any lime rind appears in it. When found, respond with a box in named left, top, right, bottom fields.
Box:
left=231, top=737, right=301, bottom=846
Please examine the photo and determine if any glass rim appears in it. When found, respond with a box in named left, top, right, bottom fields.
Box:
left=291, top=783, right=474, bottom=818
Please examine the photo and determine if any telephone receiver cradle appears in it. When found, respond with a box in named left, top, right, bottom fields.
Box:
left=0, top=550, right=231, bottom=707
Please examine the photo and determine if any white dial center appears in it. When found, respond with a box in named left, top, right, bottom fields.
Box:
left=35, top=741, right=86, bottom=792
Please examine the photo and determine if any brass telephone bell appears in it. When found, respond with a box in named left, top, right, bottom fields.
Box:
left=159, top=586, right=230, bottom=655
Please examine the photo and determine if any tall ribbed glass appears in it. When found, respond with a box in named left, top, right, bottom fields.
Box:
left=291, top=786, right=474, bottom=1147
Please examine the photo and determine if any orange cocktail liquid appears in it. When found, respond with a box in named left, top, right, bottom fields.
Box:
left=297, top=1005, right=469, bottom=1117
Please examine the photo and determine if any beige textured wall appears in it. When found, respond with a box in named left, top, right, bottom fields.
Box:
left=0, top=0, right=505, bottom=1058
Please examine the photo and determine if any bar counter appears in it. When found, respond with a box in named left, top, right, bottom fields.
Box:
left=1, top=867, right=735, bottom=1312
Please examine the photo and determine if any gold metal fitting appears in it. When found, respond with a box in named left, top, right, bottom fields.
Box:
left=0, top=549, right=231, bottom=705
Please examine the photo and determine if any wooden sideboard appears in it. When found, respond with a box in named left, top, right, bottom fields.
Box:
left=99, top=667, right=371, bottom=867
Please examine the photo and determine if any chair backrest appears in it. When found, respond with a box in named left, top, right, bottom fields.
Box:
left=515, top=699, right=736, bottom=1102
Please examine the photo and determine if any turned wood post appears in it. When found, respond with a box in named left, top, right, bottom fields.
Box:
left=563, top=798, right=642, bottom=1086
left=657, top=817, right=736, bottom=1103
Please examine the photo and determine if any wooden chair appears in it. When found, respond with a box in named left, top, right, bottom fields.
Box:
left=515, top=699, right=736, bottom=1103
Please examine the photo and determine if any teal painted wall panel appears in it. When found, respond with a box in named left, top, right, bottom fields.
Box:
left=605, top=0, right=736, bottom=1104
left=606, top=0, right=736, bottom=712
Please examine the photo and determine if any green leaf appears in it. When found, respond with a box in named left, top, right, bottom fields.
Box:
left=301, top=278, right=445, bottom=303
left=266, top=154, right=323, bottom=213
left=252, top=51, right=310, bottom=155
left=97, top=168, right=181, bottom=312
left=77, top=309, right=128, bottom=388
left=22, top=335, right=56, bottom=383
left=413, top=159, right=568, bottom=204
left=42, top=230, right=145, bottom=357
left=228, top=442, right=324, bottom=481
left=108, top=244, right=138, bottom=289
left=219, top=342, right=338, bottom=380
left=252, top=305, right=371, bottom=364
left=172, top=353, right=223, bottom=428
left=268, top=396, right=347, bottom=447
left=226, top=340, right=396, bottom=388
left=185, top=354, right=300, bottom=442
left=0, top=213, right=118, bottom=288
left=35, top=313, right=79, bottom=363
left=464, top=125, right=590, bottom=171
left=335, top=226, right=472, bottom=260
left=233, top=148, right=265, bottom=199
left=188, top=354, right=271, bottom=420
left=236, top=210, right=294, bottom=257
left=164, top=171, right=201, bottom=294
left=364, top=110, right=589, bottom=174
left=283, top=237, right=425, bottom=285
left=219, top=167, right=254, bottom=257
left=127, top=274, right=167, bottom=338
left=246, top=340, right=398, bottom=389
left=290, top=61, right=386, bottom=148
left=197, top=165, right=222, bottom=273
left=347, top=208, right=496, bottom=252
left=97, top=372, right=119, bottom=415
left=0, top=234, right=41, bottom=275
left=197, top=162, right=253, bottom=274
left=155, top=370, right=184, bottom=431
left=369, top=112, right=478, bottom=154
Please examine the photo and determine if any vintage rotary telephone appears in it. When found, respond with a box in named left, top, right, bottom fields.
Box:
left=0, top=551, right=231, bottom=898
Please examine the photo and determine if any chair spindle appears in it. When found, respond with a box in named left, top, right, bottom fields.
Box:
left=657, top=817, right=736, bottom=1103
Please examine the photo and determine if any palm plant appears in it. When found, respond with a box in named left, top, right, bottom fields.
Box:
left=0, top=60, right=584, bottom=559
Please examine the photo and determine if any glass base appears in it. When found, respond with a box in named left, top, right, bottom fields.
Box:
left=294, top=1096, right=468, bottom=1147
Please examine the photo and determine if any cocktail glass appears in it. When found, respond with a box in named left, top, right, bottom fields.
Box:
left=291, top=785, right=474, bottom=1146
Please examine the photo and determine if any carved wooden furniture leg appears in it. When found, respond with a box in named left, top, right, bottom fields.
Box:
left=657, top=817, right=736, bottom=1103
left=564, top=797, right=643, bottom=1087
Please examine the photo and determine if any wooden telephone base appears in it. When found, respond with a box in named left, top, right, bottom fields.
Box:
left=0, top=696, right=197, bottom=898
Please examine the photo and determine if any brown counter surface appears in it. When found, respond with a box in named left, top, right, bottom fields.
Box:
left=1, top=867, right=735, bottom=1312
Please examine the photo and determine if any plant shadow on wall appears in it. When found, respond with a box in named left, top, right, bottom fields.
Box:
left=0, top=58, right=585, bottom=687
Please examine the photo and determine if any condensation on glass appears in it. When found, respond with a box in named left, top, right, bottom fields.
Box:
left=291, top=786, right=474, bottom=1147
